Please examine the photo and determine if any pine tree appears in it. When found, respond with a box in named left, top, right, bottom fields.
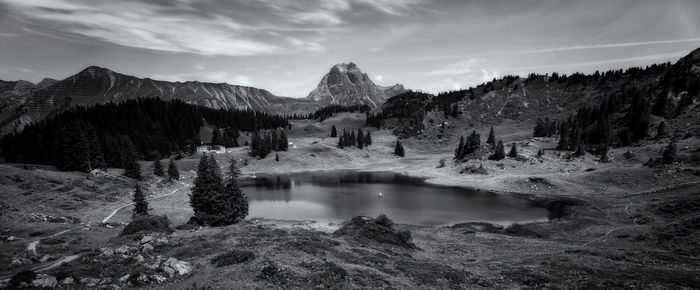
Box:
left=275, top=153, right=279, bottom=162
left=465, top=130, right=481, bottom=155
left=455, top=136, right=465, bottom=159
left=508, top=143, right=518, bottom=158
left=661, top=138, right=677, bottom=164
left=357, top=128, right=364, bottom=149
left=600, top=145, right=610, bottom=163
left=486, top=126, right=496, bottom=148
left=573, top=142, right=586, bottom=157
left=210, top=126, right=222, bottom=146
left=394, top=140, right=405, bottom=157
left=167, top=158, right=180, bottom=181
left=364, top=131, right=372, bottom=146
left=349, top=131, right=356, bottom=147
left=330, top=125, right=337, bottom=137
left=153, top=159, right=164, bottom=177
left=132, top=183, right=148, bottom=216
left=558, top=121, right=569, bottom=150
left=201, top=158, right=249, bottom=226
left=489, top=140, right=505, bottom=160
left=338, top=135, right=345, bottom=149
left=280, top=130, right=289, bottom=151
left=656, top=121, right=667, bottom=139
left=189, top=154, right=225, bottom=225
left=121, top=136, right=141, bottom=180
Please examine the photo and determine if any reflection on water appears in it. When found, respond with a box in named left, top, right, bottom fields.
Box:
left=241, top=171, right=550, bottom=226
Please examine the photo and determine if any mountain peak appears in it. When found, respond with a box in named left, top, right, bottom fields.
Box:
left=307, top=62, right=406, bottom=107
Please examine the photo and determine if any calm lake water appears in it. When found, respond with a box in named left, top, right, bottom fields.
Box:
left=241, top=171, right=550, bottom=227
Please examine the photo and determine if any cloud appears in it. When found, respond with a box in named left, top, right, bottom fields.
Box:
left=3, top=0, right=286, bottom=56
left=427, top=59, right=478, bottom=75
left=374, top=75, right=383, bottom=82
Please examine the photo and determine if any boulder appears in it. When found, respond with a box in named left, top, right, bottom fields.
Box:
left=135, top=254, right=145, bottom=263
left=140, top=236, right=154, bottom=244
left=31, top=274, right=57, bottom=288
left=142, top=243, right=154, bottom=254
left=61, top=277, right=74, bottom=285
left=118, top=274, right=130, bottom=283
left=80, top=277, right=102, bottom=287
left=115, top=245, right=130, bottom=255
left=99, top=247, right=114, bottom=257
left=150, top=274, right=167, bottom=283
left=161, top=258, right=192, bottom=276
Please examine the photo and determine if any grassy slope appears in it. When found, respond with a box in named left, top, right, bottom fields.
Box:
left=1, top=112, right=699, bottom=288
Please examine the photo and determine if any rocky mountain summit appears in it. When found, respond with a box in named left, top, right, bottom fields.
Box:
left=307, top=62, right=406, bottom=108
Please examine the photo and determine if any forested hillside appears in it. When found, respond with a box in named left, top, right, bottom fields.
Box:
left=1, top=98, right=288, bottom=171
left=374, top=48, right=700, bottom=142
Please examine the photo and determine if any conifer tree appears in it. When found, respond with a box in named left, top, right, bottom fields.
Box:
left=661, top=138, right=677, bottom=164
left=489, top=140, right=505, bottom=160
left=275, top=153, right=279, bottom=162
left=331, top=125, right=337, bottom=137
left=455, top=136, right=465, bottom=159
left=558, top=121, right=569, bottom=150
left=349, top=131, right=356, bottom=147
left=364, top=131, right=372, bottom=146
left=167, top=158, right=180, bottom=181
left=656, top=121, right=667, bottom=139
left=573, top=142, right=586, bottom=157
left=487, top=126, right=496, bottom=148
left=189, top=154, right=225, bottom=225
left=357, top=128, right=364, bottom=149
left=132, top=183, right=148, bottom=216
left=121, top=136, right=141, bottom=180
left=394, top=140, right=405, bottom=157
left=465, top=130, right=481, bottom=155
left=338, top=135, right=345, bottom=149
left=211, top=126, right=222, bottom=146
left=508, top=143, right=518, bottom=157
left=153, top=159, right=164, bottom=177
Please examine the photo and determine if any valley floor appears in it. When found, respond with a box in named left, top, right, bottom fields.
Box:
left=1, top=117, right=699, bottom=289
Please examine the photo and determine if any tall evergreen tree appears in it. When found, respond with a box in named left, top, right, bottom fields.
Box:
left=153, top=159, right=164, bottom=177
left=167, top=158, right=180, bottom=181
left=508, top=143, right=518, bottom=158
left=280, top=131, right=289, bottom=151
left=455, top=136, right=465, bottom=159
left=189, top=154, right=225, bottom=225
left=357, top=128, right=364, bottom=149
left=364, top=131, right=372, bottom=146
left=132, top=183, right=148, bottom=216
left=394, top=140, right=405, bottom=157
left=558, top=120, right=569, bottom=150
left=661, top=138, right=677, bottom=164
left=330, top=125, right=337, bottom=137
left=489, top=140, right=505, bottom=160
left=210, top=126, right=222, bottom=146
left=465, top=130, right=481, bottom=155
left=656, top=121, right=667, bottom=139
left=121, top=136, right=141, bottom=180
left=275, top=153, right=279, bottom=162
left=486, top=126, right=496, bottom=148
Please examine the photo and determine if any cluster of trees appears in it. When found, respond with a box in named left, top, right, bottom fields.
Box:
left=287, top=104, right=371, bottom=121
left=152, top=158, right=180, bottom=181
left=533, top=117, right=558, bottom=137
left=337, top=128, right=372, bottom=149
left=365, top=91, right=431, bottom=134
left=314, top=104, right=370, bottom=121
left=209, top=126, right=240, bottom=148
left=454, top=130, right=481, bottom=160
left=189, top=155, right=249, bottom=226
left=2, top=98, right=288, bottom=171
left=250, top=130, right=288, bottom=158
left=539, top=91, right=651, bottom=154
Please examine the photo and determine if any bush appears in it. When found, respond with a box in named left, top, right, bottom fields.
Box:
left=9, top=270, right=37, bottom=287
left=121, top=215, right=173, bottom=235
left=211, top=249, right=255, bottom=267
left=375, top=213, right=395, bottom=228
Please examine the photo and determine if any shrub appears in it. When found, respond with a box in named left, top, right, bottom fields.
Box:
left=121, top=215, right=173, bottom=235
left=9, top=270, right=37, bottom=287
left=375, top=213, right=395, bottom=228
left=211, top=249, right=255, bottom=267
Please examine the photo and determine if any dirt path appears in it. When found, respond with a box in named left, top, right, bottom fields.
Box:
left=101, top=181, right=190, bottom=224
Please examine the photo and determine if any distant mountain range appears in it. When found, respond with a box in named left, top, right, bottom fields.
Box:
left=0, top=63, right=405, bottom=134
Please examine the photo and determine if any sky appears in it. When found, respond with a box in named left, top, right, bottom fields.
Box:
left=1, top=0, right=700, bottom=98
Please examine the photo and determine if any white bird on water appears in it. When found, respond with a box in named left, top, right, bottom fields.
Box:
left=378, top=192, right=383, bottom=198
